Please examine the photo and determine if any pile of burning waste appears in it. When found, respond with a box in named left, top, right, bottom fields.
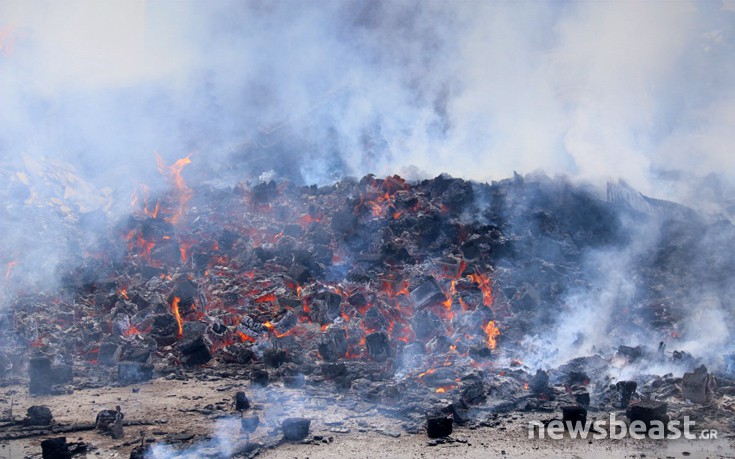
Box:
left=1, top=158, right=735, bottom=457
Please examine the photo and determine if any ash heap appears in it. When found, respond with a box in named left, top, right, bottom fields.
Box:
left=1, top=160, right=735, bottom=457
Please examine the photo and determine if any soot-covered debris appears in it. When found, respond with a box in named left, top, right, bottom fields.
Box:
left=1, top=172, right=734, bottom=456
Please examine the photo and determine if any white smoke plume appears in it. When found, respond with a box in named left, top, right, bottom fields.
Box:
left=1, top=1, right=734, bottom=371
left=0, top=1, right=733, bottom=197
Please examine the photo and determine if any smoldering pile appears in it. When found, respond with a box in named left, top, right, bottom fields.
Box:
left=2, top=168, right=735, bottom=457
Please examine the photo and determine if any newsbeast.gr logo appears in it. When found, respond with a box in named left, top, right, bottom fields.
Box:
left=528, top=414, right=718, bottom=440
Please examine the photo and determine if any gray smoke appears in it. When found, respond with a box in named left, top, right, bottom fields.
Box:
left=1, top=1, right=734, bottom=193
left=1, top=1, right=735, bottom=370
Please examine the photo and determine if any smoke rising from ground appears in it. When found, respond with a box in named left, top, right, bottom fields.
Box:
left=1, top=1, right=734, bottom=373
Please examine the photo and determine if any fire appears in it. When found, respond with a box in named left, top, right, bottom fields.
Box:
left=264, top=320, right=295, bottom=338
left=254, top=293, right=276, bottom=304
left=381, top=278, right=409, bottom=298
left=124, top=325, right=141, bottom=336
left=443, top=280, right=456, bottom=310
left=156, top=153, right=193, bottom=224
left=298, top=214, right=321, bottom=227
left=145, top=198, right=160, bottom=219
left=5, top=260, right=16, bottom=280
left=468, top=272, right=493, bottom=306
left=179, top=239, right=195, bottom=263
left=435, top=385, right=456, bottom=393
left=418, top=368, right=437, bottom=379
left=171, top=296, right=183, bottom=337
left=238, top=331, right=256, bottom=343
left=483, top=320, right=500, bottom=349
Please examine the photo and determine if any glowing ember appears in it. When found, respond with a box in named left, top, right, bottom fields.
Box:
left=255, top=293, right=277, bottom=303
left=483, top=320, right=500, bottom=349
left=435, top=385, right=456, bottom=393
left=418, top=368, right=437, bottom=379
left=237, top=331, right=256, bottom=343
left=124, top=325, right=141, bottom=336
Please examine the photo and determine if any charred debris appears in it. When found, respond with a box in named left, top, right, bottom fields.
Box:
left=2, top=170, right=735, bottom=455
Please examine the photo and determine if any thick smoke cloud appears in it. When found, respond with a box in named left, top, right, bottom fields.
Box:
left=1, top=1, right=734, bottom=370
left=1, top=0, right=734, bottom=199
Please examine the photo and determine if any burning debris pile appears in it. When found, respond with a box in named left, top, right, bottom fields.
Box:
left=2, top=162, right=735, bottom=456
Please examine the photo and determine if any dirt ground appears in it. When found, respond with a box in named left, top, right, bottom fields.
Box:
left=1, top=378, right=733, bottom=459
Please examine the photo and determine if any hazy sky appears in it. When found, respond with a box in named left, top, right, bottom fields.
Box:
left=1, top=0, right=734, bottom=202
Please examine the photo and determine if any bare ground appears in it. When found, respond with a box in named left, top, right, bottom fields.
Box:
left=0, top=378, right=732, bottom=459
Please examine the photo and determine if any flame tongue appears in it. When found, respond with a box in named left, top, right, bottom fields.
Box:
left=483, top=320, right=500, bottom=349
left=171, top=296, right=183, bottom=337
left=155, top=153, right=193, bottom=224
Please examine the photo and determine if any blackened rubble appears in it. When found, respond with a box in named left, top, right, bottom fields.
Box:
left=1, top=172, right=735, bottom=453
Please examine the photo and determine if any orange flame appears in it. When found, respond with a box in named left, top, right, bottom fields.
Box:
left=144, top=198, right=160, bottom=219
left=443, top=280, right=456, bottom=310
left=238, top=331, right=256, bottom=343
left=255, top=293, right=277, bottom=304
left=435, top=385, right=456, bottom=393
left=124, top=325, right=141, bottom=336
left=171, top=296, right=183, bottom=337
left=263, top=320, right=294, bottom=338
left=483, top=320, right=500, bottom=349
left=418, top=368, right=437, bottom=379
left=5, top=260, right=16, bottom=280
left=156, top=153, right=193, bottom=224
left=468, top=272, right=493, bottom=306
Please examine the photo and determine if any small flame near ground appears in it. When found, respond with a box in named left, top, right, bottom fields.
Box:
left=484, top=320, right=500, bottom=349
left=4, top=260, right=16, bottom=280
left=156, top=153, right=193, bottom=224
left=171, top=296, right=183, bottom=337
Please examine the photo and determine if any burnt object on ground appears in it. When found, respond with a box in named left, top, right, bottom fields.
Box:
left=41, top=437, right=71, bottom=459
left=561, top=405, right=587, bottom=429
left=616, top=380, right=637, bottom=408
left=29, top=357, right=72, bottom=395
left=96, top=406, right=125, bottom=439
left=627, top=400, right=669, bottom=429
left=426, top=413, right=453, bottom=438
left=179, top=335, right=212, bottom=366
left=282, top=417, right=310, bottom=441
left=681, top=365, right=716, bottom=404
left=234, top=391, right=251, bottom=411
left=24, top=405, right=53, bottom=426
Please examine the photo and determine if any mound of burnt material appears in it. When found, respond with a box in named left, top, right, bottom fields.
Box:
left=2, top=171, right=733, bottom=438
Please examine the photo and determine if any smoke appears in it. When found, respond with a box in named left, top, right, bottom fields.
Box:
left=1, top=1, right=734, bottom=371
left=0, top=1, right=733, bottom=194
left=508, top=178, right=735, bottom=375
